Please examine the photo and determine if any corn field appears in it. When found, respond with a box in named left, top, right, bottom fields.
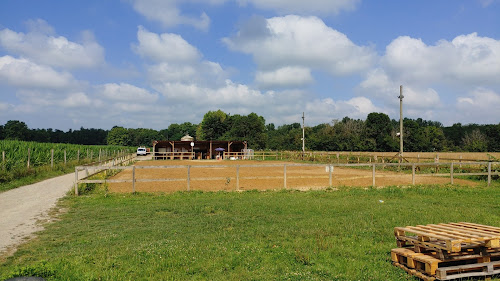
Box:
left=0, top=140, right=134, bottom=171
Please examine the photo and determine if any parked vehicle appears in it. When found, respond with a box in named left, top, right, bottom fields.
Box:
left=137, top=147, right=147, bottom=156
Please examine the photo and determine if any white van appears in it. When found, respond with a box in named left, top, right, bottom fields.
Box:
left=137, top=147, right=147, bottom=156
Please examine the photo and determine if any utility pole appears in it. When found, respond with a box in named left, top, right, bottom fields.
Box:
left=398, top=85, right=404, bottom=162
left=302, top=112, right=305, bottom=154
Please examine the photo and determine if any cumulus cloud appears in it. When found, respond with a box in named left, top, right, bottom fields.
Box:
left=132, top=26, right=201, bottom=63
left=60, top=92, right=92, bottom=108
left=0, top=19, right=104, bottom=69
left=0, top=56, right=77, bottom=90
left=133, top=27, right=229, bottom=88
left=150, top=79, right=380, bottom=126
left=130, top=0, right=211, bottom=31
left=98, top=83, right=159, bottom=102
left=255, top=66, right=314, bottom=89
left=455, top=88, right=500, bottom=123
left=359, top=68, right=442, bottom=108
left=129, top=0, right=358, bottom=32
left=383, top=33, right=500, bottom=85
left=358, top=68, right=442, bottom=120
left=224, top=15, right=376, bottom=88
left=238, top=0, right=360, bottom=15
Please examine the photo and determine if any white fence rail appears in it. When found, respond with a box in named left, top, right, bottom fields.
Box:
left=75, top=161, right=499, bottom=195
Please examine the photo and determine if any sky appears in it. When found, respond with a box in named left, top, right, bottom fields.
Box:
left=0, top=0, right=499, bottom=130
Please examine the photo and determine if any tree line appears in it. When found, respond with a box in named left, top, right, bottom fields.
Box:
left=1, top=110, right=499, bottom=152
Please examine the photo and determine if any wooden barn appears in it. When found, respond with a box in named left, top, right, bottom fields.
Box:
left=153, top=135, right=247, bottom=160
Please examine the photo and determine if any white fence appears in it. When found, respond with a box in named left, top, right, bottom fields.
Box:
left=74, top=161, right=499, bottom=195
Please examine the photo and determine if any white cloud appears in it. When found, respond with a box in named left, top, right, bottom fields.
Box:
left=60, top=92, right=92, bottom=108
left=134, top=28, right=229, bottom=88
left=255, top=66, right=314, bottom=88
left=383, top=33, right=500, bottom=85
left=130, top=0, right=210, bottom=31
left=359, top=69, right=441, bottom=106
left=238, top=0, right=360, bottom=15
left=455, top=88, right=500, bottom=123
left=0, top=20, right=104, bottom=69
left=133, top=26, right=201, bottom=63
left=224, top=15, right=376, bottom=88
left=0, top=56, right=76, bottom=89
left=98, top=83, right=159, bottom=103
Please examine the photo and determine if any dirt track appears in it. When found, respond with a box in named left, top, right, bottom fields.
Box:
left=108, top=160, right=478, bottom=193
left=0, top=173, right=73, bottom=256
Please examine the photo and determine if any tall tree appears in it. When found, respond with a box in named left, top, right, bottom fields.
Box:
left=197, top=110, right=229, bottom=140
left=462, top=129, right=488, bottom=152
left=223, top=113, right=267, bottom=149
left=3, top=120, right=30, bottom=140
left=107, top=126, right=132, bottom=146
left=364, top=113, right=397, bottom=152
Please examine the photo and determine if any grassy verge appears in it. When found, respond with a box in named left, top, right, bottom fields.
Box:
left=1, top=183, right=500, bottom=280
left=0, top=162, right=79, bottom=193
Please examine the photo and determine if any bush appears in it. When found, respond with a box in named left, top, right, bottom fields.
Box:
left=7, top=261, right=56, bottom=279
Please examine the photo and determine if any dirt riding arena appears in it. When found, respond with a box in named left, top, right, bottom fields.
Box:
left=107, top=160, right=478, bottom=193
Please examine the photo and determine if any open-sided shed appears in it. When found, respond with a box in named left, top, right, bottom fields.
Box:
left=153, top=140, right=247, bottom=160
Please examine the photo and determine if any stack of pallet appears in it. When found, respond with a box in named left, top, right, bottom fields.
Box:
left=391, top=222, right=500, bottom=280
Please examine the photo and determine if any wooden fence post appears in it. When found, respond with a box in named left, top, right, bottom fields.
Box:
left=450, top=162, right=454, bottom=185
left=51, top=149, right=54, bottom=168
left=372, top=163, right=376, bottom=187
left=337, top=153, right=340, bottom=164
left=64, top=149, right=67, bottom=165
left=329, top=165, right=332, bottom=186
left=27, top=147, right=31, bottom=169
left=132, top=166, right=136, bottom=193
left=488, top=162, right=492, bottom=187
left=74, top=167, right=79, bottom=196
left=187, top=165, right=191, bottom=191
left=412, top=164, right=416, bottom=185
left=2, top=151, right=5, bottom=171
left=283, top=164, right=287, bottom=189
left=236, top=165, right=240, bottom=191
left=435, top=154, right=439, bottom=173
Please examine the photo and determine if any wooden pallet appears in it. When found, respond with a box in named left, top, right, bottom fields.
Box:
left=395, top=222, right=500, bottom=253
left=393, top=261, right=436, bottom=281
left=391, top=248, right=442, bottom=276
left=435, top=260, right=500, bottom=280
left=392, top=248, right=500, bottom=280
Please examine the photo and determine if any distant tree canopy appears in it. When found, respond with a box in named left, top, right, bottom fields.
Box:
left=1, top=112, right=499, bottom=152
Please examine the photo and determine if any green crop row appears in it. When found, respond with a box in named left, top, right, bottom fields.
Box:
left=0, top=140, right=135, bottom=171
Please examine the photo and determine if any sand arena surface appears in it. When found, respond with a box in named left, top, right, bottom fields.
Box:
left=108, top=160, right=478, bottom=193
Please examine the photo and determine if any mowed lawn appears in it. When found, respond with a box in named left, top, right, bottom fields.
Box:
left=1, top=183, right=500, bottom=280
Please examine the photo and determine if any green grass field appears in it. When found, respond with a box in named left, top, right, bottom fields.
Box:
left=1, top=183, right=500, bottom=280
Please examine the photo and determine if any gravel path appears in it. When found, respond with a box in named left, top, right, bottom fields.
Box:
left=0, top=172, right=75, bottom=255
left=0, top=154, right=141, bottom=256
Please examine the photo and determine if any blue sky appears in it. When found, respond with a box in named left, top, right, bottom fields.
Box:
left=0, top=0, right=499, bottom=130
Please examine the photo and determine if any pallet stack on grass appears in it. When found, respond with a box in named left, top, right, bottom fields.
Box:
left=391, top=222, right=500, bottom=280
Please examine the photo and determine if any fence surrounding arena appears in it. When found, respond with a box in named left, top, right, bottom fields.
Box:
left=228, top=151, right=500, bottom=163
left=74, top=161, right=499, bottom=195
